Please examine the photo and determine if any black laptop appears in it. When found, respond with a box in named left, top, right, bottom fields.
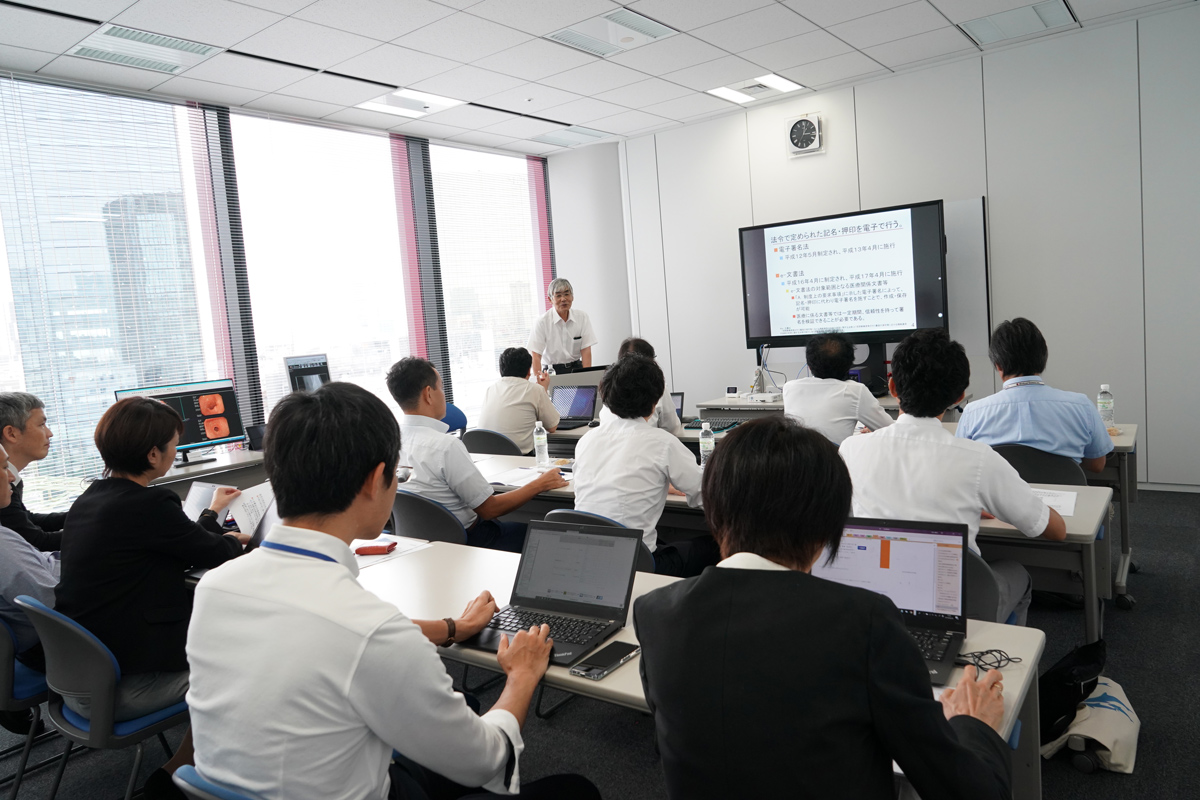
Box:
left=458, top=520, right=642, bottom=666
left=549, top=385, right=598, bottom=430
left=810, top=517, right=969, bottom=686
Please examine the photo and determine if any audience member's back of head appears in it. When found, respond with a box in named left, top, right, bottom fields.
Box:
left=385, top=357, right=438, bottom=411
left=703, top=416, right=851, bottom=569
left=891, top=329, right=970, bottom=418
left=498, top=347, right=532, bottom=379
left=617, top=337, right=656, bottom=360
left=988, top=317, right=1048, bottom=377
left=265, top=382, right=400, bottom=519
left=599, top=355, right=664, bottom=420
left=805, top=333, right=855, bottom=379
left=94, top=397, right=183, bottom=477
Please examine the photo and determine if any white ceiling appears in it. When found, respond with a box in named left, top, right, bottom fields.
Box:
left=0, top=0, right=1190, bottom=157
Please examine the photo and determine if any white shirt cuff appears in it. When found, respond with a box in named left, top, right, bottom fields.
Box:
left=478, top=709, right=524, bottom=794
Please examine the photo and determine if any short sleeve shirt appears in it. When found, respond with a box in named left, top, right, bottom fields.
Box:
left=476, top=377, right=560, bottom=453
left=400, top=415, right=495, bottom=528
left=527, top=307, right=597, bottom=366
left=782, top=377, right=895, bottom=445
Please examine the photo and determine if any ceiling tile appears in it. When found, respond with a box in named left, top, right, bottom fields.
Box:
left=467, top=0, right=618, bottom=36
left=863, top=26, right=976, bottom=66
left=782, top=0, right=913, bottom=27
left=152, top=75, right=266, bottom=105
left=498, top=139, right=563, bottom=155
left=429, top=0, right=484, bottom=8
left=0, top=44, right=59, bottom=72
left=329, top=44, right=458, bottom=87
left=392, top=119, right=471, bottom=139
left=925, top=0, right=1034, bottom=24
left=624, top=0, right=774, bottom=31
left=483, top=116, right=565, bottom=137
left=232, top=0, right=315, bottom=12
left=779, top=51, right=888, bottom=88
left=539, top=59, right=645, bottom=94
left=14, top=1, right=137, bottom=21
left=642, top=91, right=733, bottom=120
left=829, top=2, right=950, bottom=49
left=473, top=38, right=596, bottom=81
left=422, top=102, right=520, bottom=128
left=235, top=18, right=379, bottom=69
left=587, top=108, right=671, bottom=134
left=321, top=107, right=407, bottom=128
left=661, top=54, right=764, bottom=91
left=409, top=64, right=525, bottom=100
left=392, top=12, right=531, bottom=62
left=539, top=96, right=629, bottom=123
left=476, top=82, right=581, bottom=113
left=0, top=5, right=98, bottom=52
left=112, top=0, right=282, bottom=48
left=280, top=72, right=391, bottom=106
left=294, top=0, right=454, bottom=41
left=625, top=120, right=681, bottom=136
left=690, top=5, right=816, bottom=52
left=608, top=34, right=724, bottom=73
left=593, top=76, right=690, bottom=107
left=447, top=130, right=518, bottom=147
left=739, top=29, right=853, bottom=72
left=243, top=93, right=344, bottom=118
left=37, top=54, right=164, bottom=89
left=1070, top=0, right=1165, bottom=21
left=178, top=52, right=315, bottom=92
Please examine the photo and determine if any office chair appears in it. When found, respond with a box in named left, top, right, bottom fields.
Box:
left=992, top=445, right=1088, bottom=486
left=441, top=403, right=468, bottom=436
left=14, top=596, right=189, bottom=800
left=173, top=765, right=258, bottom=800
left=544, top=509, right=655, bottom=573
left=0, top=618, right=51, bottom=800
left=462, top=429, right=523, bottom=457
left=390, top=490, right=468, bottom=545
left=964, top=549, right=1018, bottom=625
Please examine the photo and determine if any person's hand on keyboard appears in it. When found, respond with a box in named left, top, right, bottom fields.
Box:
left=498, top=624, right=554, bottom=684
left=939, top=664, right=1005, bottom=734
left=456, top=590, right=500, bottom=640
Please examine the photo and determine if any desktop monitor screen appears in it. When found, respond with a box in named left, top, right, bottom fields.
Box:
left=739, top=200, right=948, bottom=348
left=114, top=379, right=245, bottom=452
left=549, top=385, right=598, bottom=419
left=285, top=354, right=331, bottom=393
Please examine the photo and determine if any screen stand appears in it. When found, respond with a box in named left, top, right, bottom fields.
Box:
left=857, top=343, right=891, bottom=398
left=173, top=451, right=217, bottom=469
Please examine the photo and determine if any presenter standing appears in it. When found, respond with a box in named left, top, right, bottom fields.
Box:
left=528, top=278, right=597, bottom=375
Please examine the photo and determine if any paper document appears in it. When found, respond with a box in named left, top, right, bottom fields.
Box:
left=1033, top=488, right=1077, bottom=517
left=227, top=482, right=274, bottom=534
left=183, top=482, right=234, bottom=523
left=489, top=467, right=570, bottom=487
left=352, top=534, right=430, bottom=568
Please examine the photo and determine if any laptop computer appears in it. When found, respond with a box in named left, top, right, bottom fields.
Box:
left=670, top=392, right=684, bottom=422
left=458, top=520, right=642, bottom=666
left=549, top=385, right=598, bottom=430
left=810, top=517, right=968, bottom=686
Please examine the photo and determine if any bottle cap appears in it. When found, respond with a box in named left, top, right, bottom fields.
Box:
left=536, top=420, right=543, bottom=426
left=1100, top=384, right=1110, bottom=392
left=701, top=422, right=711, bottom=431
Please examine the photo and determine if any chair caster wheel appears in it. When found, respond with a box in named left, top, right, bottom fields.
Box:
left=1115, top=594, right=1136, bottom=610
left=1129, top=561, right=1140, bottom=574
left=1071, top=750, right=1102, bottom=774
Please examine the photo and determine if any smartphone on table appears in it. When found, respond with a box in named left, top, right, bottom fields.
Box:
left=568, top=641, right=640, bottom=681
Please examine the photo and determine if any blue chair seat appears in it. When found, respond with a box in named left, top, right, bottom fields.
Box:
left=62, top=700, right=188, bottom=737
left=174, top=765, right=258, bottom=800
left=12, top=659, right=47, bottom=701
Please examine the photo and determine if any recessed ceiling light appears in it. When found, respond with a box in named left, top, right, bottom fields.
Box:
left=357, top=88, right=465, bottom=118
left=754, top=74, right=803, bottom=93
left=707, top=86, right=756, bottom=104
left=546, top=8, right=677, bottom=57
left=72, top=24, right=219, bottom=74
left=960, top=0, right=1076, bottom=46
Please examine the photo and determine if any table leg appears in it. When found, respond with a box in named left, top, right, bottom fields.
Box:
left=1013, top=676, right=1043, bottom=800
left=1114, top=451, right=1134, bottom=601
left=1082, top=541, right=1100, bottom=642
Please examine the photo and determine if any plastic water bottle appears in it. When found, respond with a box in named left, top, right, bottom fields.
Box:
left=699, top=422, right=715, bottom=469
left=545, top=363, right=556, bottom=377
left=1097, top=385, right=1115, bottom=431
left=534, top=421, right=550, bottom=467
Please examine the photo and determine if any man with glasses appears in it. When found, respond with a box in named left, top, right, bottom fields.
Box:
left=528, top=278, right=597, bottom=375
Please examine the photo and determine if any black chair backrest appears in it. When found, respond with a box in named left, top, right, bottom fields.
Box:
left=963, top=549, right=1003, bottom=623
left=544, top=509, right=656, bottom=573
left=0, top=617, right=18, bottom=702
left=462, top=429, right=523, bottom=457
left=391, top=491, right=468, bottom=544
left=992, top=444, right=1088, bottom=486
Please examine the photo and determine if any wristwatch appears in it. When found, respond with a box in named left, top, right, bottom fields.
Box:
left=442, top=617, right=456, bottom=647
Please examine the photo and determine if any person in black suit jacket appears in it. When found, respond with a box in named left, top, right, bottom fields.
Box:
left=55, top=396, right=248, bottom=798
left=633, top=416, right=1013, bottom=800
left=0, top=392, right=65, bottom=551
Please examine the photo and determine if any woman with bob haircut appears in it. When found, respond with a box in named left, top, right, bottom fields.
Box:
left=633, top=415, right=1013, bottom=799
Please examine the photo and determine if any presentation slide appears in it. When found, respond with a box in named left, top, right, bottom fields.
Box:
left=765, top=207, right=917, bottom=337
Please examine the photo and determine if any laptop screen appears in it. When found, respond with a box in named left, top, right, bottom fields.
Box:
left=513, top=524, right=640, bottom=611
left=550, top=385, right=598, bottom=419
left=810, top=518, right=966, bottom=626
left=670, top=392, right=684, bottom=421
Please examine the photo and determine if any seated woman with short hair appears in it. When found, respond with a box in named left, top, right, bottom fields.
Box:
left=633, top=415, right=1012, bottom=799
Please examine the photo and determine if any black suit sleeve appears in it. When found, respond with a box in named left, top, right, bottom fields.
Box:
left=866, top=602, right=1012, bottom=800
left=142, top=489, right=242, bottom=568
left=0, top=487, right=63, bottom=552
left=30, top=510, right=66, bottom=533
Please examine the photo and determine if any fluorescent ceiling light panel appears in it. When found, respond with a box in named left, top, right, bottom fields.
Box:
left=532, top=126, right=609, bottom=147
left=960, top=0, right=1076, bottom=47
left=72, top=24, right=219, bottom=74
left=754, top=74, right=803, bottom=93
left=707, top=86, right=755, bottom=104
left=357, top=88, right=465, bottom=118
left=546, top=8, right=677, bottom=58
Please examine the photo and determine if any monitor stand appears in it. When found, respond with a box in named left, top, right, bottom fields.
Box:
left=858, top=343, right=891, bottom=398
left=173, top=450, right=217, bottom=469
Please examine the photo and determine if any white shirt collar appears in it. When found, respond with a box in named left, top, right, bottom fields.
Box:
left=717, top=552, right=793, bottom=571
left=550, top=307, right=575, bottom=325
left=601, top=414, right=651, bottom=430
left=401, top=413, right=450, bottom=434
left=261, top=523, right=359, bottom=576
left=1002, top=375, right=1044, bottom=388
left=893, top=413, right=947, bottom=429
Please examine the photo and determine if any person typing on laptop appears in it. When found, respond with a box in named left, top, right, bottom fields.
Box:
left=634, top=416, right=1012, bottom=800
left=839, top=329, right=1066, bottom=625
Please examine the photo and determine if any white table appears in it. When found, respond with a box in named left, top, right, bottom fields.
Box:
left=356, top=542, right=1046, bottom=800
left=696, top=393, right=972, bottom=421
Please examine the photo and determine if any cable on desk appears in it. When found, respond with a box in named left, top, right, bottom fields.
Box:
left=955, top=650, right=1022, bottom=671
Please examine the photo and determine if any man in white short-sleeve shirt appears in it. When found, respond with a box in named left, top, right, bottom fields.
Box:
left=528, top=278, right=597, bottom=375
left=598, top=337, right=683, bottom=437
left=386, top=358, right=566, bottom=553
left=477, top=347, right=559, bottom=454
left=839, top=330, right=1066, bottom=625
left=782, top=333, right=894, bottom=445
left=186, top=381, right=599, bottom=800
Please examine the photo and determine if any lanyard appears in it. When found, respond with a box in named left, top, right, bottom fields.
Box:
left=1003, top=378, right=1045, bottom=390
left=259, top=541, right=337, bottom=563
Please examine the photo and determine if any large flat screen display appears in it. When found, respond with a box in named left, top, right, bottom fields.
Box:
left=740, top=200, right=947, bottom=347
left=114, top=379, right=245, bottom=452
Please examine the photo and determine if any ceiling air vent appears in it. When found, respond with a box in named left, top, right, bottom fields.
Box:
left=546, top=9, right=677, bottom=57
left=602, top=9, right=676, bottom=39
left=545, top=29, right=622, bottom=58
left=959, top=0, right=1077, bottom=46
left=71, top=24, right=219, bottom=73
left=532, top=126, right=610, bottom=148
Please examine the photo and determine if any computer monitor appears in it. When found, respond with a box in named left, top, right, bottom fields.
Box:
left=284, top=354, right=331, bottom=393
left=670, top=392, right=684, bottom=421
left=549, top=385, right=598, bottom=420
left=113, top=379, right=245, bottom=467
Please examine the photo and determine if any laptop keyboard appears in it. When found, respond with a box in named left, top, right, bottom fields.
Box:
left=487, top=608, right=607, bottom=645
left=683, top=418, right=740, bottom=431
left=909, top=629, right=955, bottom=662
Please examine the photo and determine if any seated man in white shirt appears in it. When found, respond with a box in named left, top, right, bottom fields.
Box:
left=186, top=381, right=600, bottom=800
left=839, top=329, right=1066, bottom=625
left=574, top=355, right=716, bottom=578
left=781, top=333, right=893, bottom=445
left=476, top=348, right=559, bottom=455
left=596, top=338, right=683, bottom=436
left=387, top=358, right=567, bottom=553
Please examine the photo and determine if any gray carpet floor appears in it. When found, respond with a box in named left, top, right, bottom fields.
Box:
left=2, top=490, right=1193, bottom=799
